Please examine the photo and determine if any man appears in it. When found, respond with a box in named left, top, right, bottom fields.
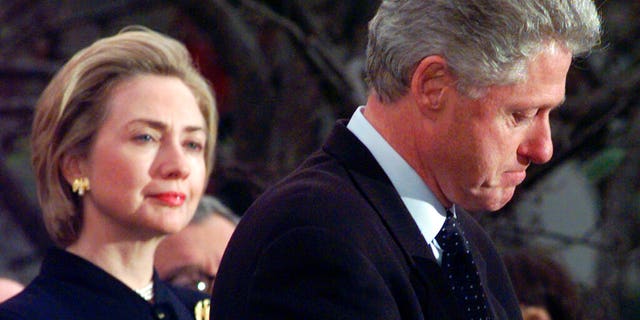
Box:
left=155, top=195, right=238, bottom=295
left=212, top=0, right=601, bottom=319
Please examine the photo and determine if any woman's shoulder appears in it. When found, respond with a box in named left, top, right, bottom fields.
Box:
left=0, top=278, right=64, bottom=319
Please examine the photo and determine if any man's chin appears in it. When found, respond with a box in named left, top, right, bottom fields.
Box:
left=488, top=190, right=516, bottom=211
left=465, top=188, right=515, bottom=212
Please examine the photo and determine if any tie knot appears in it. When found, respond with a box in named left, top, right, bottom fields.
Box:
left=436, top=214, right=466, bottom=252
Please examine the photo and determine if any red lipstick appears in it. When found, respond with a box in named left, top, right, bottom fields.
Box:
left=153, top=192, right=186, bottom=207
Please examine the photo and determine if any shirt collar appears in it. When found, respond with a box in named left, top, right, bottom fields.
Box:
left=346, top=106, right=448, bottom=242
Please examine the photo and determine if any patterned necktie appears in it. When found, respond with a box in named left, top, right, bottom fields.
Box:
left=436, top=211, right=491, bottom=319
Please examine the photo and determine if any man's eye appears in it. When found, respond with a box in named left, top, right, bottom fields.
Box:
left=513, top=110, right=537, bottom=124
left=166, top=269, right=215, bottom=294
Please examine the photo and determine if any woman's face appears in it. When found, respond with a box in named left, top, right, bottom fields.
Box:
left=80, top=74, right=208, bottom=238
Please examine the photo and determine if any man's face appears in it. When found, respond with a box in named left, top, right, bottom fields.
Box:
left=154, top=213, right=236, bottom=294
left=423, top=44, right=572, bottom=212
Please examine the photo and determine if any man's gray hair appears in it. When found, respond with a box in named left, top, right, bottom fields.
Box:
left=365, top=0, right=602, bottom=102
left=192, top=194, right=239, bottom=225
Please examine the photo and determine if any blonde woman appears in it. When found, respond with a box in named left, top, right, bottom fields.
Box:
left=0, top=27, right=217, bottom=320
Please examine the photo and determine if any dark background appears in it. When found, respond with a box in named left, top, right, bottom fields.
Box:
left=1, top=1, right=639, bottom=318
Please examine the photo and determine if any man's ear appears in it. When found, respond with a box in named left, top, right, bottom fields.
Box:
left=410, top=55, right=453, bottom=116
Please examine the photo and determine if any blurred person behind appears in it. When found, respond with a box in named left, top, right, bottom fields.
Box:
left=502, top=248, right=581, bottom=320
left=0, top=278, right=23, bottom=303
left=0, top=26, right=218, bottom=320
left=155, top=194, right=239, bottom=295
left=212, top=0, right=601, bottom=319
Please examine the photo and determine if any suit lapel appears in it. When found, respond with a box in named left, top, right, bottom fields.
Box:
left=323, top=121, right=432, bottom=260
left=323, top=121, right=467, bottom=318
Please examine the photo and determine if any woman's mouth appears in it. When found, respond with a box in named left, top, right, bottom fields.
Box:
left=152, top=192, right=186, bottom=207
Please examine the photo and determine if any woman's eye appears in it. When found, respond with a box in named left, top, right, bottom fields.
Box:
left=134, top=134, right=155, bottom=143
left=185, top=141, right=204, bottom=152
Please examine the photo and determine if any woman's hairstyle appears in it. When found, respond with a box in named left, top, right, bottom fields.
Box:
left=31, top=26, right=218, bottom=246
left=366, top=0, right=602, bottom=102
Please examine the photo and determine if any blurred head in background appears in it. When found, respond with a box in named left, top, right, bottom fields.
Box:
left=503, top=248, right=580, bottom=320
left=155, top=195, right=239, bottom=294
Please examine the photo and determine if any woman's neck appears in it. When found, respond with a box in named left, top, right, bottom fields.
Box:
left=67, top=229, right=162, bottom=290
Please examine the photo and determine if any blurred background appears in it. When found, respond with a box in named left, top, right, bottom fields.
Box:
left=0, top=0, right=638, bottom=318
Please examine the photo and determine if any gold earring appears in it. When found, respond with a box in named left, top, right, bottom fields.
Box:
left=72, top=177, right=90, bottom=196
left=194, top=299, right=210, bottom=320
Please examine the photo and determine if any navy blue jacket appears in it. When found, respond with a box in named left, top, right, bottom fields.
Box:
left=212, top=120, right=522, bottom=319
left=0, top=248, right=209, bottom=320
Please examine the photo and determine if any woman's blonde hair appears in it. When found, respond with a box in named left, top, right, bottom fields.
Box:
left=31, top=26, right=218, bottom=246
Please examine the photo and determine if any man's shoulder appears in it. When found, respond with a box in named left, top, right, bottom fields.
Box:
left=233, top=147, right=384, bottom=243
left=251, top=151, right=368, bottom=217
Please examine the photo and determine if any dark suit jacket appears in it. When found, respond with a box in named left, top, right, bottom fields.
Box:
left=212, top=120, right=522, bottom=319
left=0, top=248, right=209, bottom=320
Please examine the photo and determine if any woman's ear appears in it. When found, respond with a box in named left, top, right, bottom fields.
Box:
left=60, top=153, right=84, bottom=186
left=410, top=55, right=453, bottom=117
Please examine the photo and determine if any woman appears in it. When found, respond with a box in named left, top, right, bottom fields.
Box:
left=0, top=26, right=217, bottom=320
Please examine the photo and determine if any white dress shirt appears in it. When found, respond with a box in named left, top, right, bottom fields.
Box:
left=347, top=106, right=454, bottom=262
